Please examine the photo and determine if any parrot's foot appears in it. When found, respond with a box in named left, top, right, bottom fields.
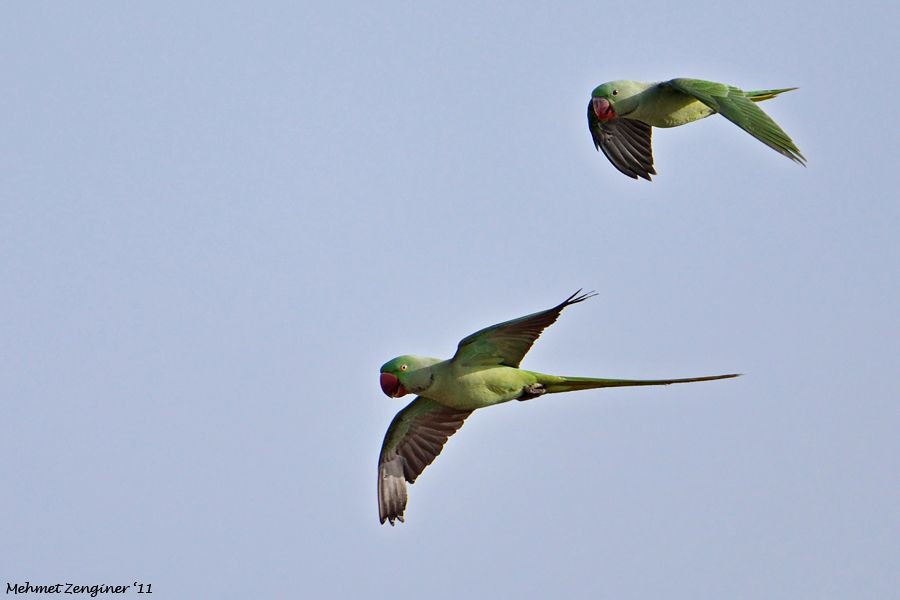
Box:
left=518, top=383, right=546, bottom=401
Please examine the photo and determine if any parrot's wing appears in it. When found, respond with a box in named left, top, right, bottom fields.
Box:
left=588, top=100, right=656, bottom=180
left=378, top=397, right=472, bottom=525
left=452, top=290, right=596, bottom=368
left=663, top=78, right=805, bottom=164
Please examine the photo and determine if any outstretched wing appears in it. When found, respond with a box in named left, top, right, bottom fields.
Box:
left=663, top=78, right=805, bottom=164
left=452, top=290, right=597, bottom=368
left=378, top=397, right=472, bottom=525
left=588, top=101, right=656, bottom=180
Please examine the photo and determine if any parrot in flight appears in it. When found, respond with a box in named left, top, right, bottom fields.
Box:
left=377, top=291, right=739, bottom=525
left=587, top=78, right=805, bottom=180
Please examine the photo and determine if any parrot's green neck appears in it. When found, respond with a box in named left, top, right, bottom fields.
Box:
left=603, top=80, right=656, bottom=117
left=399, top=356, right=443, bottom=394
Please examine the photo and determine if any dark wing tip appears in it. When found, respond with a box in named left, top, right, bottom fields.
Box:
left=380, top=514, right=404, bottom=526
left=378, top=466, right=407, bottom=526
left=563, top=289, right=598, bottom=306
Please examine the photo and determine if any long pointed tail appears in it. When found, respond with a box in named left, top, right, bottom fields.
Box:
left=746, top=87, right=797, bottom=103
left=537, top=372, right=740, bottom=394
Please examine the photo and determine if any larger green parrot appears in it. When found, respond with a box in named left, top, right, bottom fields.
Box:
left=377, top=291, right=739, bottom=525
left=587, top=78, right=805, bottom=180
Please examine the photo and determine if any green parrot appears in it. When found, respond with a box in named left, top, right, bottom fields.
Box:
left=377, top=291, right=739, bottom=525
left=587, top=78, right=805, bottom=180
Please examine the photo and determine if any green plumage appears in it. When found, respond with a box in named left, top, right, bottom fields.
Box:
left=588, top=78, right=805, bottom=180
left=376, top=291, right=739, bottom=525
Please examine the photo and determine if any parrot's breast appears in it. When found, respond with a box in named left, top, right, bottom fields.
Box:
left=428, top=365, right=536, bottom=410
left=637, top=90, right=715, bottom=128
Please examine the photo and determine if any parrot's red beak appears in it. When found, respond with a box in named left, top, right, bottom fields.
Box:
left=380, top=372, right=407, bottom=398
left=592, top=97, right=616, bottom=121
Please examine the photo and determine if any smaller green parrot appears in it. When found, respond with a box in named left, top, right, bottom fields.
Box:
left=587, top=78, right=805, bottom=180
left=377, top=291, right=739, bottom=525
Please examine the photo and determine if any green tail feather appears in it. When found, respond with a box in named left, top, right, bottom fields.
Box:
left=746, top=87, right=797, bottom=103
left=537, top=373, right=740, bottom=394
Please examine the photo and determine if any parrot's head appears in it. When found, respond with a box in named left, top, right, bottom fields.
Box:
left=591, top=82, right=624, bottom=122
left=379, top=355, right=441, bottom=398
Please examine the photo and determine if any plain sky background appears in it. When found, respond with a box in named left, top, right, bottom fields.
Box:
left=2, top=2, right=898, bottom=598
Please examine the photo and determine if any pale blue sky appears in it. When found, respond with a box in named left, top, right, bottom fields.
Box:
left=1, top=2, right=898, bottom=598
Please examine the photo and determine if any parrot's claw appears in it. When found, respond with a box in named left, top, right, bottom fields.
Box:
left=517, top=383, right=547, bottom=401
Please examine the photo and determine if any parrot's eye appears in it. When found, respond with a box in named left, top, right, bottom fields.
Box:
left=612, top=89, right=618, bottom=96
left=400, top=364, right=408, bottom=371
